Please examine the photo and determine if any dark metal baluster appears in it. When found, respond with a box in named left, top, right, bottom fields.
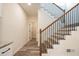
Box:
left=66, top=13, right=68, bottom=31
left=72, top=9, right=74, bottom=27
left=72, top=9, right=74, bottom=29
left=57, top=21, right=58, bottom=43
left=41, top=31, right=43, bottom=44
left=71, top=11, right=73, bottom=27
left=76, top=5, right=78, bottom=28
left=54, top=22, right=57, bottom=41
left=64, top=10, right=65, bottom=27
left=67, top=13, right=69, bottom=31
left=48, top=27, right=50, bottom=48
left=55, top=22, right=58, bottom=42
left=68, top=12, right=70, bottom=33
left=47, top=28, right=48, bottom=48
left=65, top=14, right=67, bottom=27
left=43, top=31, right=44, bottom=43
left=43, top=31, right=45, bottom=42
left=68, top=12, right=71, bottom=30
left=69, top=11, right=71, bottom=31
left=59, top=18, right=61, bottom=30
left=75, top=5, right=78, bottom=27
left=51, top=25, right=53, bottom=46
left=76, top=5, right=78, bottom=26
left=73, top=8, right=75, bottom=29
left=50, top=26, right=52, bottom=47
left=45, top=29, right=48, bottom=47
left=54, top=23, right=55, bottom=44
left=57, top=20, right=59, bottom=42
left=49, top=27, right=51, bottom=48
left=45, top=29, right=47, bottom=48
left=49, top=26, right=51, bottom=47
left=51, top=25, right=53, bottom=38
left=74, top=8, right=76, bottom=26
left=46, top=29, right=47, bottom=42
left=74, top=7, right=76, bottom=29
left=53, top=24, right=54, bottom=44
left=70, top=11, right=72, bottom=30
left=45, top=29, right=46, bottom=43
left=61, top=17, right=64, bottom=38
left=42, top=32, right=43, bottom=43
left=56, top=21, right=58, bottom=43
left=67, top=13, right=69, bottom=30
left=77, top=5, right=79, bottom=26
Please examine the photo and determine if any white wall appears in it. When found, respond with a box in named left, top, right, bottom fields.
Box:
left=0, top=4, right=2, bottom=45
left=28, top=16, right=38, bottom=39
left=38, top=8, right=55, bottom=30
left=0, top=4, right=2, bottom=17
left=0, top=3, right=29, bottom=55
left=40, top=3, right=64, bottom=17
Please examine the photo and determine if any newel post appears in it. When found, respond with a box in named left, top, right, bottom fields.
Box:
left=40, top=29, right=42, bottom=56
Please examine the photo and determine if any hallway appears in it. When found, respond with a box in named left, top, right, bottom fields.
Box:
left=14, top=39, right=40, bottom=56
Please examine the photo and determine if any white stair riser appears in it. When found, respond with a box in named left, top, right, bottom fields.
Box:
left=44, top=27, right=79, bottom=56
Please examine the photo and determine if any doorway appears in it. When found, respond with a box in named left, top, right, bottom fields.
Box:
left=28, top=23, right=32, bottom=40
left=28, top=17, right=37, bottom=40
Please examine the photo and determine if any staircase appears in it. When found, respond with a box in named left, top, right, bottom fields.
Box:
left=40, top=3, right=79, bottom=56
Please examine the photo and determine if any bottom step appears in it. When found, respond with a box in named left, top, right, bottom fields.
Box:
left=42, top=53, right=48, bottom=56
left=41, top=43, right=47, bottom=53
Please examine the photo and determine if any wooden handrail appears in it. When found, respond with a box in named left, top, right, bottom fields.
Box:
left=53, top=3, right=65, bottom=12
left=0, top=42, right=13, bottom=49
left=1, top=48, right=10, bottom=54
left=41, top=3, right=79, bottom=32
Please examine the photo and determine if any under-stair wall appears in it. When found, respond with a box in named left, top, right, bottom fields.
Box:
left=42, top=27, right=79, bottom=56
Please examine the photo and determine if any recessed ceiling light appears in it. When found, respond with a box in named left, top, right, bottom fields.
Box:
left=27, top=3, right=31, bottom=6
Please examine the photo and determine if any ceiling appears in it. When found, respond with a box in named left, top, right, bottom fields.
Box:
left=20, top=3, right=39, bottom=17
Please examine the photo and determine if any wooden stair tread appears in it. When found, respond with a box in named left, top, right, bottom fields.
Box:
left=55, top=32, right=71, bottom=35
left=51, top=36, right=65, bottom=40
left=59, top=29, right=75, bottom=31
left=41, top=43, right=47, bottom=53
left=48, top=38, right=59, bottom=44
left=60, top=27, right=75, bottom=31
left=52, top=34, right=64, bottom=38
left=65, top=23, right=79, bottom=28
left=58, top=30, right=71, bottom=33
left=44, top=41, right=53, bottom=49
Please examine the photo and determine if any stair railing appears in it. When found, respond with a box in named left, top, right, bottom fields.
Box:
left=40, top=3, right=79, bottom=56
